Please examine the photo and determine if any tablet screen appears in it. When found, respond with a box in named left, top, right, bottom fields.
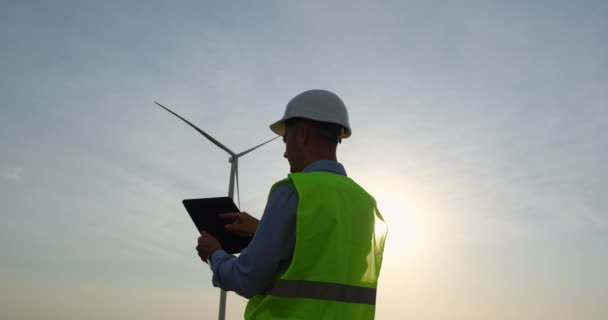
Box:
left=183, top=197, right=252, bottom=254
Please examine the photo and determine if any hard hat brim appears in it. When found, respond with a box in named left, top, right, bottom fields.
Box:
left=269, top=119, right=286, bottom=137
left=269, top=118, right=351, bottom=138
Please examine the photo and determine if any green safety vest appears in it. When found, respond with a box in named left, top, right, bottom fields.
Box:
left=245, top=171, right=387, bottom=319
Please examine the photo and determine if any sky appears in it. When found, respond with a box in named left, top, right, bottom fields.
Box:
left=1, top=0, right=607, bottom=319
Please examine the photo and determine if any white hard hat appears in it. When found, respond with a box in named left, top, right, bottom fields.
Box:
left=270, top=89, right=351, bottom=138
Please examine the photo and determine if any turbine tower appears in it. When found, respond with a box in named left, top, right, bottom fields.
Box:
left=154, top=101, right=279, bottom=320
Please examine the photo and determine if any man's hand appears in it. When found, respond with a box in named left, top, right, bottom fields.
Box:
left=197, top=232, right=221, bottom=264
left=220, top=212, right=259, bottom=237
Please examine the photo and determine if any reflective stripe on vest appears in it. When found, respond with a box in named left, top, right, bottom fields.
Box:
left=267, top=279, right=377, bottom=305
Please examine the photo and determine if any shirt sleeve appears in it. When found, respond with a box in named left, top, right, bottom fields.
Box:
left=209, top=182, right=297, bottom=298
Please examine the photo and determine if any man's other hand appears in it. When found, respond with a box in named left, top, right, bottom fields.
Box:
left=220, top=212, right=259, bottom=237
left=197, top=232, right=221, bottom=263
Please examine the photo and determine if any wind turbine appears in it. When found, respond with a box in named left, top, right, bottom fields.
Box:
left=154, top=101, right=279, bottom=320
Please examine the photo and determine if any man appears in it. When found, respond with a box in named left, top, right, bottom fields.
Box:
left=196, top=89, right=387, bottom=319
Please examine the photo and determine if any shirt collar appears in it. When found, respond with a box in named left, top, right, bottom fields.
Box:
left=302, top=160, right=347, bottom=176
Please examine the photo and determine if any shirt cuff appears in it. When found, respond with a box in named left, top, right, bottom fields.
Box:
left=210, top=249, right=226, bottom=266
left=210, top=249, right=227, bottom=287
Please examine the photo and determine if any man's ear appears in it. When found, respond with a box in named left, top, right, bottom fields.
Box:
left=298, top=122, right=312, bottom=145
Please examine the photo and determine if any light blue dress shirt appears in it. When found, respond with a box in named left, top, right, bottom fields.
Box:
left=209, top=160, right=347, bottom=298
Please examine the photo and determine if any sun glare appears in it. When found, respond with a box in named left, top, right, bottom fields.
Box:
left=374, top=193, right=417, bottom=257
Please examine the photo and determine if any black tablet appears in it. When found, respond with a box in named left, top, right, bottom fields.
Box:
left=183, top=197, right=252, bottom=254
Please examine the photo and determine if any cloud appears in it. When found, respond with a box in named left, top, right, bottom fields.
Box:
left=2, top=167, right=23, bottom=181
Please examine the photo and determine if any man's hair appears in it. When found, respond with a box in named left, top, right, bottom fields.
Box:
left=285, top=117, right=343, bottom=144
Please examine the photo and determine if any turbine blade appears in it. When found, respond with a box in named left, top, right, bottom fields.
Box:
left=154, top=101, right=235, bottom=156
left=235, top=161, right=241, bottom=209
left=237, top=136, right=281, bottom=157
